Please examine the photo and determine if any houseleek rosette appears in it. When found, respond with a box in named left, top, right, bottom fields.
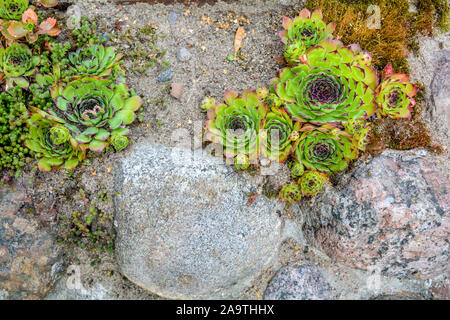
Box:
left=24, top=112, right=85, bottom=171
left=279, top=183, right=302, bottom=203
left=295, top=123, right=357, bottom=173
left=46, top=77, right=142, bottom=152
left=260, top=106, right=300, bottom=162
left=0, top=0, right=28, bottom=20
left=0, top=43, right=39, bottom=88
left=279, top=8, right=335, bottom=65
left=272, top=39, right=378, bottom=124
left=289, top=160, right=304, bottom=178
left=376, top=64, right=418, bottom=119
left=299, top=170, right=328, bottom=196
left=68, top=45, right=123, bottom=78
left=205, top=89, right=266, bottom=159
left=343, top=118, right=371, bottom=151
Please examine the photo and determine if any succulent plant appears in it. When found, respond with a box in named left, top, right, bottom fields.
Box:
left=272, top=39, right=378, bottom=124
left=234, top=153, right=250, bottom=170
left=205, top=89, right=266, bottom=159
left=110, top=130, right=130, bottom=152
left=43, top=77, right=143, bottom=153
left=68, top=45, right=123, bottom=78
left=299, top=170, right=327, bottom=196
left=35, top=0, right=58, bottom=8
left=279, top=183, right=302, bottom=203
left=289, top=160, right=304, bottom=178
left=260, top=106, right=300, bottom=162
left=0, top=8, right=60, bottom=43
left=0, top=42, right=39, bottom=88
left=0, top=87, right=32, bottom=175
left=0, top=0, right=28, bottom=20
left=343, top=118, right=371, bottom=151
left=25, top=112, right=85, bottom=171
left=295, top=123, right=357, bottom=172
left=375, top=63, right=418, bottom=119
left=279, top=8, right=335, bottom=65
left=256, top=87, right=269, bottom=99
left=201, top=96, right=216, bottom=111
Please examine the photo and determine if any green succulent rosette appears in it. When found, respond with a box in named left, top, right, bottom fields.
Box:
left=205, top=89, right=266, bottom=159
left=260, top=106, right=300, bottom=162
left=68, top=45, right=123, bottom=78
left=24, top=112, right=85, bottom=171
left=343, top=118, right=371, bottom=151
left=0, top=43, right=40, bottom=88
left=0, top=0, right=28, bottom=20
left=279, top=183, right=302, bottom=203
left=299, top=170, right=328, bottom=196
left=43, top=77, right=142, bottom=153
left=272, top=39, right=378, bottom=124
left=289, top=160, right=304, bottom=178
left=376, top=64, right=418, bottom=119
left=234, top=153, right=250, bottom=170
left=295, top=123, right=357, bottom=173
left=110, top=131, right=130, bottom=152
left=279, top=8, right=335, bottom=65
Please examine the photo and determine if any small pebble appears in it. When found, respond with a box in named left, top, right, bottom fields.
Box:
left=157, top=68, right=174, bottom=82
left=176, top=47, right=192, bottom=62
left=171, top=83, right=183, bottom=99
left=168, top=11, right=179, bottom=25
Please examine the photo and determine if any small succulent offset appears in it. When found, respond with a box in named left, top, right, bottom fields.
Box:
left=260, top=106, right=300, bottom=162
left=68, top=45, right=123, bottom=78
left=0, top=8, right=60, bottom=43
left=234, top=153, right=250, bottom=170
left=299, top=170, right=328, bottom=196
left=279, top=8, right=335, bottom=65
left=376, top=63, right=418, bottom=119
left=205, top=89, right=266, bottom=159
left=0, top=0, right=28, bottom=20
left=0, top=42, right=39, bottom=88
left=279, top=183, right=302, bottom=203
left=343, top=118, right=371, bottom=151
left=46, top=78, right=143, bottom=153
left=289, top=160, right=304, bottom=178
left=295, top=123, right=357, bottom=172
left=25, top=113, right=85, bottom=171
left=272, top=39, right=378, bottom=124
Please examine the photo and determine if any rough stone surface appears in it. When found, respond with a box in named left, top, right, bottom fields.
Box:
left=176, top=47, right=192, bottom=62
left=156, top=68, right=173, bottom=82
left=0, top=184, right=62, bottom=300
left=263, top=264, right=333, bottom=300
left=167, top=11, right=179, bottom=25
left=114, top=142, right=284, bottom=299
left=300, top=149, right=449, bottom=279
left=431, top=56, right=450, bottom=129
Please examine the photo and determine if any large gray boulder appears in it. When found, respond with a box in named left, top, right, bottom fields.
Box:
left=300, top=149, right=449, bottom=279
left=114, top=143, right=285, bottom=299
